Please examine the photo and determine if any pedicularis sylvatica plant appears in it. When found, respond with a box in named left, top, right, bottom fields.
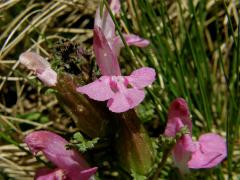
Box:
left=19, top=0, right=227, bottom=179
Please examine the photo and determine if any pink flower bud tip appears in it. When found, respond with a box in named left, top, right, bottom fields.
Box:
left=19, top=52, right=57, bottom=87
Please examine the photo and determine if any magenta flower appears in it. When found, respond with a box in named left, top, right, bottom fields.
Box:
left=77, top=0, right=155, bottom=113
left=25, top=131, right=97, bottom=180
left=164, top=98, right=227, bottom=174
left=19, top=52, right=57, bottom=87
left=77, top=67, right=155, bottom=113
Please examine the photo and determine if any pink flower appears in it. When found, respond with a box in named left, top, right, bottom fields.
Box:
left=164, top=98, right=227, bottom=174
left=164, top=98, right=196, bottom=174
left=77, top=67, right=155, bottom=113
left=77, top=1, right=155, bottom=113
left=19, top=52, right=57, bottom=86
left=25, top=131, right=97, bottom=180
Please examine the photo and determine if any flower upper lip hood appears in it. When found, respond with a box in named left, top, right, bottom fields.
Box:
left=25, top=131, right=97, bottom=180
left=164, top=98, right=227, bottom=174
left=93, top=26, right=121, bottom=76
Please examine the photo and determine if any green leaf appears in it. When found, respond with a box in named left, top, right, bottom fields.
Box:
left=69, top=132, right=99, bottom=153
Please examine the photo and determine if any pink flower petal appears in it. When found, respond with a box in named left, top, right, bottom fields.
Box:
left=127, top=67, right=156, bottom=89
left=94, top=0, right=119, bottom=40
left=37, top=68, right=57, bottom=87
left=35, top=168, right=66, bottom=180
left=93, top=27, right=121, bottom=76
left=25, top=131, right=97, bottom=180
left=164, top=117, right=179, bottom=137
left=126, top=89, right=146, bottom=109
left=19, top=52, right=57, bottom=86
left=164, top=100, right=195, bottom=174
left=173, top=135, right=194, bottom=174
left=68, top=167, right=97, bottom=180
left=198, top=133, right=226, bottom=154
left=94, top=0, right=120, bottom=40
left=107, top=89, right=145, bottom=113
left=112, top=34, right=150, bottom=57
left=172, top=119, right=195, bottom=174
left=164, top=117, right=183, bottom=137
left=188, top=133, right=227, bottom=169
left=167, top=98, right=192, bottom=132
left=79, top=167, right=98, bottom=180
left=107, top=92, right=129, bottom=113
left=123, top=34, right=150, bottom=47
left=76, top=76, right=114, bottom=101
left=19, top=52, right=50, bottom=72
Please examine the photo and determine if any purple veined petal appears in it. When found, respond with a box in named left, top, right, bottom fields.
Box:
left=25, top=131, right=97, bottom=180
left=36, top=68, right=57, bottom=87
left=107, top=88, right=145, bottom=113
left=127, top=67, right=156, bottom=89
left=111, top=34, right=150, bottom=57
left=188, top=133, right=227, bottom=169
left=167, top=98, right=192, bottom=132
left=93, top=27, right=121, bottom=76
left=35, top=168, right=66, bottom=180
left=76, top=76, right=115, bottom=101
left=19, top=52, right=57, bottom=87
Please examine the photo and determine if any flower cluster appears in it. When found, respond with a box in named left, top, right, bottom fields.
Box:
left=164, top=98, right=227, bottom=174
left=19, top=0, right=227, bottom=179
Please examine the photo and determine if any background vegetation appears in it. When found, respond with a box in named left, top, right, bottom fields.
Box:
left=0, top=0, right=239, bottom=179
